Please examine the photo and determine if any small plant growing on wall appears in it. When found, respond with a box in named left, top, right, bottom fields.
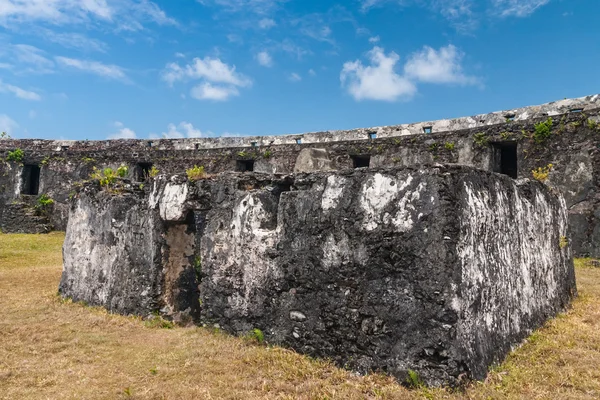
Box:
left=148, top=166, right=160, bottom=178
left=90, top=167, right=118, bottom=187
left=532, top=117, right=553, bottom=144
left=37, top=194, right=54, bottom=207
left=444, top=142, right=455, bottom=151
left=7, top=148, right=24, bottom=163
left=117, top=164, right=129, bottom=178
left=532, top=164, right=553, bottom=182
left=186, top=165, right=206, bottom=181
left=263, top=150, right=272, bottom=159
left=0, top=131, right=11, bottom=139
left=35, top=194, right=54, bottom=216
left=473, top=133, right=488, bottom=147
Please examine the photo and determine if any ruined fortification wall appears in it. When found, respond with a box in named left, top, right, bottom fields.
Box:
left=2, top=94, right=600, bottom=255
left=60, top=166, right=575, bottom=386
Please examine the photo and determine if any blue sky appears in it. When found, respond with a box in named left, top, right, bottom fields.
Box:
left=0, top=0, right=598, bottom=140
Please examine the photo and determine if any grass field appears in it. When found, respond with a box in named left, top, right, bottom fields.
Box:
left=0, top=233, right=599, bottom=399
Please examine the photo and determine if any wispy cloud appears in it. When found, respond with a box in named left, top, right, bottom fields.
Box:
left=360, top=0, right=550, bottom=31
left=55, top=56, right=128, bottom=81
left=197, top=0, right=287, bottom=14
left=491, top=0, right=550, bottom=17
left=0, top=79, right=42, bottom=101
left=258, top=18, right=276, bottom=29
left=162, top=55, right=252, bottom=101
left=288, top=72, right=302, bottom=82
left=0, top=114, right=19, bottom=135
left=42, top=30, right=109, bottom=53
left=0, top=0, right=177, bottom=31
left=341, top=44, right=478, bottom=101
left=256, top=51, right=273, bottom=67
left=8, top=44, right=55, bottom=74
left=108, top=121, right=137, bottom=139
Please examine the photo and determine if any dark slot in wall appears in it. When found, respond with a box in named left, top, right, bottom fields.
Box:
left=236, top=160, right=255, bottom=172
left=135, top=163, right=153, bottom=181
left=21, top=165, right=41, bottom=195
left=351, top=155, right=371, bottom=168
left=492, top=143, right=518, bottom=179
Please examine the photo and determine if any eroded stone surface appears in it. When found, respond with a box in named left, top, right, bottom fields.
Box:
left=60, top=165, right=575, bottom=386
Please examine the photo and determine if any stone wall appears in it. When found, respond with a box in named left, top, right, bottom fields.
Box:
left=60, top=165, right=576, bottom=386
left=2, top=94, right=600, bottom=255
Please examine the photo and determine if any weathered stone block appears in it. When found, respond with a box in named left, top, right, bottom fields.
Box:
left=59, top=165, right=576, bottom=386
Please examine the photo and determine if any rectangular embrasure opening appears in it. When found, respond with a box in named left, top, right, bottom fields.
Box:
left=136, top=162, right=153, bottom=181
left=492, top=143, right=518, bottom=179
left=21, top=164, right=41, bottom=195
left=351, top=155, right=371, bottom=168
left=236, top=160, right=255, bottom=172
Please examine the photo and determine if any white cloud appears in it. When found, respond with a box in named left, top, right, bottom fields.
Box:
left=491, top=0, right=550, bottom=17
left=227, top=34, right=243, bottom=43
left=190, top=82, right=240, bottom=101
left=289, top=72, right=302, bottom=82
left=341, top=45, right=478, bottom=101
left=162, top=56, right=251, bottom=87
left=0, top=79, right=42, bottom=100
left=340, top=46, right=416, bottom=101
left=42, top=30, right=109, bottom=53
left=197, top=0, right=287, bottom=14
left=0, top=114, right=18, bottom=135
left=108, top=122, right=137, bottom=139
left=256, top=51, right=273, bottom=67
left=361, top=0, right=548, bottom=31
left=258, top=17, right=276, bottom=29
left=163, top=55, right=251, bottom=101
left=368, top=36, right=380, bottom=43
left=160, top=122, right=210, bottom=138
left=55, top=56, right=128, bottom=81
left=404, top=44, right=478, bottom=85
left=7, top=44, right=55, bottom=74
left=279, top=39, right=310, bottom=60
left=292, top=13, right=336, bottom=44
left=308, top=68, right=316, bottom=76
left=0, top=0, right=177, bottom=30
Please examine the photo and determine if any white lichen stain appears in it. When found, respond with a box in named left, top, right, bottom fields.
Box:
left=158, top=183, right=189, bottom=221
left=392, top=182, right=427, bottom=232
left=209, top=193, right=280, bottom=316
left=62, top=198, right=122, bottom=305
left=321, top=176, right=347, bottom=211
left=322, top=233, right=351, bottom=270
left=455, top=179, right=570, bottom=363
left=360, top=173, right=419, bottom=231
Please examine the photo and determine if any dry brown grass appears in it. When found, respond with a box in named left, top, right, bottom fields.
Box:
left=0, top=233, right=599, bottom=400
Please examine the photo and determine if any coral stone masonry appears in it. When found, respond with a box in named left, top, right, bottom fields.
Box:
left=1, top=94, right=600, bottom=255
left=59, top=165, right=576, bottom=386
